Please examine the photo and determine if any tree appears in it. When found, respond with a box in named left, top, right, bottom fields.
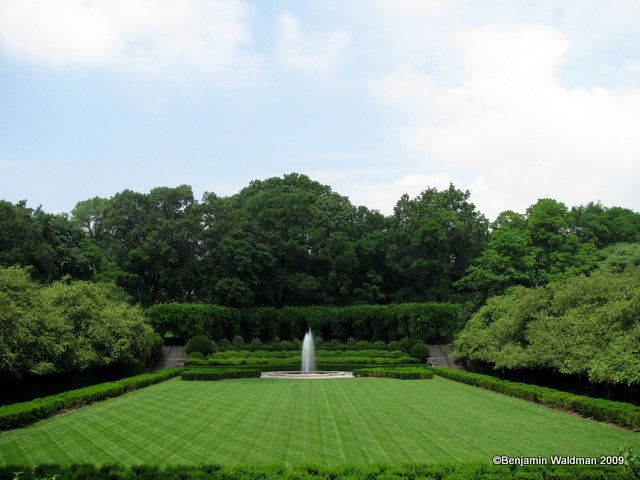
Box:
left=387, top=185, right=488, bottom=302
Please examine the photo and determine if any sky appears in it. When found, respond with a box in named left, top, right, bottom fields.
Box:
left=0, top=0, right=639, bottom=219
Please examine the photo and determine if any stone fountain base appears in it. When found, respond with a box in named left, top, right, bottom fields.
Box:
left=260, top=371, right=353, bottom=379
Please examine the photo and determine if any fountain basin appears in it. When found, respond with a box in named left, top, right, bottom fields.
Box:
left=261, top=371, right=353, bottom=379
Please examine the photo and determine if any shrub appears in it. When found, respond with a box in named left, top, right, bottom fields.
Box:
left=186, top=335, right=214, bottom=356
left=181, top=368, right=261, bottom=381
left=409, top=341, right=429, bottom=361
left=0, top=464, right=628, bottom=479
left=232, top=335, right=245, bottom=350
left=387, top=341, right=401, bottom=351
left=372, top=341, right=386, bottom=349
left=0, top=369, right=181, bottom=430
left=432, top=367, right=640, bottom=430
left=249, top=338, right=262, bottom=351
left=400, top=337, right=418, bottom=353
left=354, top=366, right=434, bottom=379
left=187, top=352, right=205, bottom=360
left=219, top=338, right=231, bottom=349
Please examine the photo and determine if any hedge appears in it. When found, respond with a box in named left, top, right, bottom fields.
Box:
left=432, top=367, right=640, bottom=430
left=147, top=302, right=461, bottom=343
left=0, top=464, right=634, bottom=480
left=353, top=366, right=434, bottom=379
left=0, top=368, right=181, bottom=430
left=181, top=369, right=261, bottom=381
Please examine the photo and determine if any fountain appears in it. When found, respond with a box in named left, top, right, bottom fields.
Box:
left=301, top=329, right=316, bottom=373
left=260, top=329, right=353, bottom=379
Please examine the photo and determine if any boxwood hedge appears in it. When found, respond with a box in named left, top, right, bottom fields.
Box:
left=0, top=464, right=633, bottom=480
left=353, top=366, right=434, bottom=379
left=181, top=368, right=261, bottom=381
left=433, top=367, right=640, bottom=430
left=0, top=368, right=181, bottom=430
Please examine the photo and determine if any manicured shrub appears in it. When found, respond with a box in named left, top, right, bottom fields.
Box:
left=409, top=341, right=429, bottom=361
left=0, top=368, right=181, bottom=430
left=186, top=335, right=214, bottom=355
left=187, top=352, right=205, bottom=360
left=354, top=366, right=434, bottom=379
left=400, top=337, right=418, bottom=353
left=372, top=341, right=386, bottom=349
left=0, top=463, right=630, bottom=479
left=387, top=341, right=401, bottom=351
left=181, top=368, right=261, bottom=381
left=432, top=367, right=640, bottom=430
left=232, top=335, right=245, bottom=350
left=219, top=338, right=231, bottom=349
left=249, top=338, right=262, bottom=351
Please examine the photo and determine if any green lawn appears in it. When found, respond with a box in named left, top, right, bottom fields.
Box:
left=0, top=377, right=638, bottom=466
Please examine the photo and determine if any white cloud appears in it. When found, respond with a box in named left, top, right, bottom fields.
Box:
left=276, top=11, right=350, bottom=74
left=0, top=0, right=259, bottom=83
left=370, top=24, right=640, bottom=218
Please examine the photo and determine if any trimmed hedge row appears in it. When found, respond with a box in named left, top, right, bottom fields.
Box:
left=0, top=464, right=634, bottom=480
left=181, top=369, right=261, bottom=381
left=0, top=368, right=181, bottom=430
left=185, top=355, right=418, bottom=367
left=353, top=366, right=434, bottom=379
left=147, top=302, right=461, bottom=343
left=432, top=367, right=640, bottom=430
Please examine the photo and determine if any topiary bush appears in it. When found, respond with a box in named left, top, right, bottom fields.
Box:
left=186, top=335, right=214, bottom=355
left=186, top=352, right=205, bottom=360
left=232, top=335, right=245, bottom=350
left=409, top=341, right=429, bottom=361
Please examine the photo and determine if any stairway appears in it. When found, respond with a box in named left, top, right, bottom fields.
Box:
left=426, top=344, right=461, bottom=369
left=152, top=346, right=187, bottom=370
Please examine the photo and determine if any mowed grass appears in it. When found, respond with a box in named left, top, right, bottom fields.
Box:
left=1, top=377, right=638, bottom=466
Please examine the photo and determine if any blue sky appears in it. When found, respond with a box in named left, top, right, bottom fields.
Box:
left=1, top=0, right=639, bottom=218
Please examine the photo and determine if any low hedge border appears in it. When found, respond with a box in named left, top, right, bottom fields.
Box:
left=353, top=366, right=434, bottom=379
left=181, top=369, right=261, bottom=381
left=0, top=368, right=181, bottom=431
left=432, top=367, right=640, bottom=431
left=0, top=463, right=634, bottom=480
left=183, top=363, right=420, bottom=372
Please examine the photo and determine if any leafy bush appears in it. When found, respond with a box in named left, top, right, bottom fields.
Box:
left=0, top=369, right=180, bottom=430
left=186, top=352, right=205, bottom=360
left=249, top=338, right=262, bottom=351
left=433, top=367, right=640, bottom=430
left=0, top=463, right=631, bottom=480
left=452, top=268, right=640, bottom=385
left=354, top=366, right=434, bottom=379
left=409, top=341, right=429, bottom=361
left=186, top=335, right=214, bottom=356
left=232, top=335, right=245, bottom=350
left=0, top=266, right=160, bottom=379
left=181, top=368, right=261, bottom=381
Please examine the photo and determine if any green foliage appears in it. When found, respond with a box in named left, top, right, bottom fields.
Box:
left=232, top=335, right=245, bottom=350
left=0, top=368, right=180, bottom=430
left=386, top=185, right=488, bottom=302
left=433, top=367, right=640, bottom=430
left=598, top=243, right=640, bottom=273
left=149, top=302, right=460, bottom=344
left=0, top=266, right=160, bottom=379
left=0, top=464, right=632, bottom=480
left=186, top=348, right=419, bottom=367
left=353, top=366, right=434, bottom=379
left=181, top=368, right=260, bottom=381
left=186, top=352, right=204, bottom=360
left=452, top=268, right=640, bottom=385
left=186, top=335, right=214, bottom=356
left=147, top=303, right=239, bottom=342
left=409, top=341, right=429, bottom=361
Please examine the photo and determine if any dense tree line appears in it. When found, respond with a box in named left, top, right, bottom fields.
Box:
left=452, top=267, right=640, bottom=385
left=0, top=266, right=161, bottom=379
left=4, top=173, right=637, bottom=310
